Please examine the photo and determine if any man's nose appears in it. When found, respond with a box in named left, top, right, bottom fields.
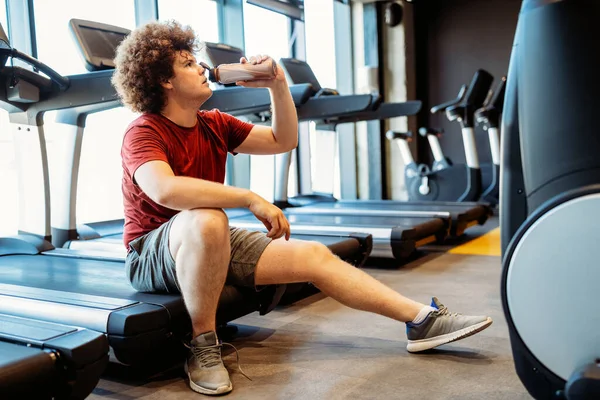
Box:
left=199, top=61, right=211, bottom=76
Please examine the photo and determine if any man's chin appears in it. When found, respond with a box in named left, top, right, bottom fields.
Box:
left=197, top=89, right=213, bottom=108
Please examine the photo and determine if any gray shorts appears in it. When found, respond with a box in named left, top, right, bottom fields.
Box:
left=125, top=216, right=273, bottom=294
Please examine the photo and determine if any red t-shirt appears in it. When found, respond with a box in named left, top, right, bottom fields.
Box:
left=121, top=109, right=254, bottom=248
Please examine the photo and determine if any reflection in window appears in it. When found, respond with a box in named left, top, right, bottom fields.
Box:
left=76, top=108, right=138, bottom=224
left=158, top=0, right=219, bottom=44
left=244, top=2, right=290, bottom=201
left=33, top=0, right=136, bottom=75
left=0, top=110, right=17, bottom=236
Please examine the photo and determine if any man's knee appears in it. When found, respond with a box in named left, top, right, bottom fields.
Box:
left=298, top=241, right=336, bottom=278
left=170, top=209, right=229, bottom=255
left=185, top=208, right=229, bottom=239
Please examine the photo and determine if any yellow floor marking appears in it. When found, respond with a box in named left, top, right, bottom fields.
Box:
left=449, top=227, right=501, bottom=256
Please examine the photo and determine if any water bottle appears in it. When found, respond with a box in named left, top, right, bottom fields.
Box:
left=201, top=58, right=277, bottom=85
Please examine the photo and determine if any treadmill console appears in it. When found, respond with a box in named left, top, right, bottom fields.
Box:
left=203, top=42, right=245, bottom=66
left=203, top=42, right=247, bottom=88
left=279, top=58, right=321, bottom=89
left=69, top=19, right=131, bottom=72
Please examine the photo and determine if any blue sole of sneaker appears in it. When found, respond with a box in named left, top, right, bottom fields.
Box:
left=406, top=317, right=493, bottom=353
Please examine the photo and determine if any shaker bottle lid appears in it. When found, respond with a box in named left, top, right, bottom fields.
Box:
left=199, top=61, right=217, bottom=83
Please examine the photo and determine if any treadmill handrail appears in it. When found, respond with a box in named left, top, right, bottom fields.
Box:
left=317, top=100, right=422, bottom=127
left=1, top=47, right=69, bottom=91
left=297, top=94, right=373, bottom=121
left=285, top=206, right=451, bottom=219
left=289, top=83, right=314, bottom=106
left=230, top=220, right=389, bottom=239
left=6, top=70, right=118, bottom=126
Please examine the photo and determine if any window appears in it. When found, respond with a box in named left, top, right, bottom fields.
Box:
left=303, top=0, right=339, bottom=197
left=0, top=3, right=15, bottom=235
left=304, top=0, right=336, bottom=89
left=158, top=0, right=219, bottom=44
left=32, top=1, right=137, bottom=225
left=0, top=0, right=7, bottom=38
left=243, top=2, right=291, bottom=201
left=76, top=108, right=138, bottom=224
left=243, top=2, right=290, bottom=61
left=33, top=0, right=136, bottom=76
left=0, top=109, right=17, bottom=236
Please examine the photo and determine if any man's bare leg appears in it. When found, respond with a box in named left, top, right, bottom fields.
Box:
left=254, top=239, right=424, bottom=322
left=254, top=238, right=492, bottom=353
left=169, top=209, right=230, bottom=338
left=168, top=208, right=234, bottom=395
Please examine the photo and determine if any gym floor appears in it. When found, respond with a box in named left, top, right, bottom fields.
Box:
left=89, top=217, right=532, bottom=399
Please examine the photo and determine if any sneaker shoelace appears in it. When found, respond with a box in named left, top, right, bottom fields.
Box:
left=434, top=304, right=461, bottom=318
left=184, top=341, right=252, bottom=381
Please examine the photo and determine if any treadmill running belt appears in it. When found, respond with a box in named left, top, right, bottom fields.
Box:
left=0, top=254, right=252, bottom=367
left=229, top=213, right=448, bottom=260
left=0, top=232, right=369, bottom=368
left=286, top=200, right=492, bottom=237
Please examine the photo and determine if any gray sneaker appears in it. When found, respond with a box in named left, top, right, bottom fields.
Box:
left=184, top=331, right=233, bottom=395
left=406, top=297, right=493, bottom=353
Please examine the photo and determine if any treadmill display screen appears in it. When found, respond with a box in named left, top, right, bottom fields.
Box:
left=79, top=25, right=127, bottom=60
left=207, top=46, right=244, bottom=66
left=281, top=60, right=321, bottom=91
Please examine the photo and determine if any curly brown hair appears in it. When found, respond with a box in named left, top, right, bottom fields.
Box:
left=112, top=21, right=199, bottom=114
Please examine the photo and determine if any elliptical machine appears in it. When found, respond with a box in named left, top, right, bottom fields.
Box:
left=501, top=1, right=600, bottom=399
left=391, top=69, right=493, bottom=202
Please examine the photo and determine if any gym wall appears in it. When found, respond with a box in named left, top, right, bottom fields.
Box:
left=413, top=0, right=520, bottom=166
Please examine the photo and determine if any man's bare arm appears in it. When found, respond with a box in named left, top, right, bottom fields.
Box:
left=134, top=160, right=291, bottom=239
left=135, top=160, right=253, bottom=210
left=233, top=55, right=298, bottom=155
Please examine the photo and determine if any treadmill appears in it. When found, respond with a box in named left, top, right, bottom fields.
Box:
left=0, top=19, right=374, bottom=370
left=71, top=41, right=450, bottom=261
left=53, top=23, right=373, bottom=269
left=0, top=314, right=108, bottom=399
left=275, top=58, right=493, bottom=238
left=199, top=44, right=452, bottom=260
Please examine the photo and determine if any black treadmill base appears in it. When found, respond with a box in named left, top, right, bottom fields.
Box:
left=68, top=354, right=109, bottom=400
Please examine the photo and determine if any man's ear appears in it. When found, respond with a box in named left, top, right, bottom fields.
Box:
left=161, top=79, right=173, bottom=90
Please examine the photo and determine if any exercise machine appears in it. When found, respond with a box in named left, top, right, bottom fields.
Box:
left=392, top=69, right=493, bottom=202
left=0, top=19, right=372, bottom=372
left=417, top=84, right=468, bottom=173
left=59, top=33, right=373, bottom=265
left=271, top=58, right=492, bottom=238
left=501, top=1, right=600, bottom=398
left=216, top=54, right=458, bottom=261
left=0, top=314, right=108, bottom=399
left=419, top=77, right=505, bottom=205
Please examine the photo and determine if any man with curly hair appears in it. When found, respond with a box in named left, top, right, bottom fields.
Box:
left=113, top=20, right=492, bottom=396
